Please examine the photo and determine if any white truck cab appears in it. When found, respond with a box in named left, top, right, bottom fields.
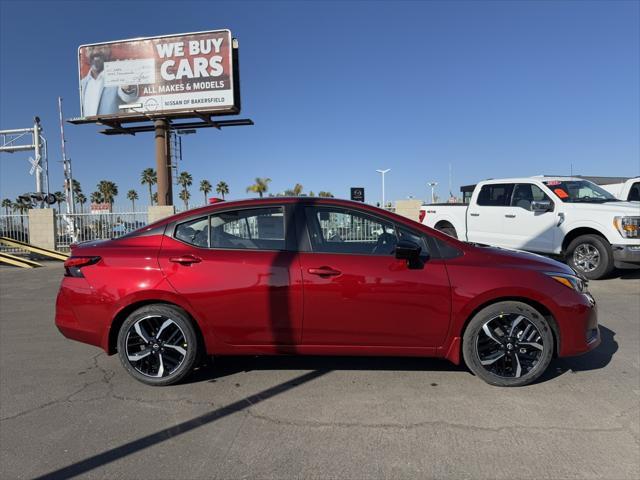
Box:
left=601, top=177, right=640, bottom=202
left=420, top=176, right=640, bottom=279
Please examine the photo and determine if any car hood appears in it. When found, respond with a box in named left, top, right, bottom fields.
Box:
left=470, top=244, right=575, bottom=275
left=565, top=201, right=640, bottom=215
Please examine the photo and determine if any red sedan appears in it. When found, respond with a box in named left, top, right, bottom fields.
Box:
left=56, top=198, right=600, bottom=387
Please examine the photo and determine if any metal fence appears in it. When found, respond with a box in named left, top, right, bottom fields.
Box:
left=0, top=214, right=29, bottom=253
left=56, top=210, right=148, bottom=251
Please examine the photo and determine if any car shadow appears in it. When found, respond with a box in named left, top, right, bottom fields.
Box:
left=610, top=269, right=640, bottom=280
left=536, top=324, right=618, bottom=383
left=185, top=324, right=618, bottom=386
left=184, top=354, right=467, bottom=384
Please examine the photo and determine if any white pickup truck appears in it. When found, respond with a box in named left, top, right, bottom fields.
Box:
left=601, top=177, right=640, bottom=202
left=420, top=176, right=640, bottom=279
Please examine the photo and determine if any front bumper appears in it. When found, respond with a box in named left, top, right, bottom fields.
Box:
left=554, top=289, right=600, bottom=358
left=612, top=244, right=640, bottom=269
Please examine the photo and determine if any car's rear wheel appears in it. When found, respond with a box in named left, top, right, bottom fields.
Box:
left=565, top=234, right=614, bottom=280
left=117, top=304, right=200, bottom=386
left=462, top=301, right=554, bottom=387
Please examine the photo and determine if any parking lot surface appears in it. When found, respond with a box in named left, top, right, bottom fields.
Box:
left=1, top=264, right=639, bottom=479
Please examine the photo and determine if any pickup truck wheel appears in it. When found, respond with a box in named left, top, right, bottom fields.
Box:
left=436, top=226, right=458, bottom=239
left=566, top=234, right=614, bottom=280
left=462, top=301, right=554, bottom=387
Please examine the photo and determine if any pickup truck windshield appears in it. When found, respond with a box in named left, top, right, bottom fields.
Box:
left=543, top=180, right=619, bottom=203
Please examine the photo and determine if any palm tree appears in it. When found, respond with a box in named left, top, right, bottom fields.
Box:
left=53, top=191, right=65, bottom=214
left=199, top=179, right=212, bottom=205
left=90, top=191, right=104, bottom=204
left=97, top=180, right=118, bottom=211
left=246, top=177, right=271, bottom=198
left=140, top=168, right=157, bottom=205
left=2, top=198, right=11, bottom=216
left=127, top=190, right=139, bottom=211
left=216, top=181, right=229, bottom=200
left=76, top=193, right=87, bottom=213
left=318, top=191, right=334, bottom=198
left=179, top=189, right=191, bottom=209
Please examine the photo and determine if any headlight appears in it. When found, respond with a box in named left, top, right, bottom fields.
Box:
left=613, top=216, right=639, bottom=238
left=546, top=272, right=588, bottom=292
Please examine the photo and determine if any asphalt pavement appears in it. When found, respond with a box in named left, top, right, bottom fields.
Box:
left=1, top=263, right=638, bottom=479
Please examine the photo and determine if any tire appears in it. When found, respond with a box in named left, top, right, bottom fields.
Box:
left=437, top=225, right=458, bottom=239
left=462, top=301, right=554, bottom=387
left=117, top=304, right=200, bottom=386
left=565, top=234, right=614, bottom=280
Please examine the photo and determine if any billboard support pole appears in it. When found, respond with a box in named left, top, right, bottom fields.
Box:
left=154, top=119, right=172, bottom=206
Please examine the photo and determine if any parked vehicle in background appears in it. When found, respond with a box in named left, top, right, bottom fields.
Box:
left=420, top=176, right=640, bottom=279
left=56, top=197, right=599, bottom=387
left=600, top=177, right=640, bottom=202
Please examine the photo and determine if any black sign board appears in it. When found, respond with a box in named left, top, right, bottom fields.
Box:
left=350, top=187, right=365, bottom=202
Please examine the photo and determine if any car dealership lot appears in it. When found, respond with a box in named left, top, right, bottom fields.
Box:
left=1, top=264, right=638, bottom=479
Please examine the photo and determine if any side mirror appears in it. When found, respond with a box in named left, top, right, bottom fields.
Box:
left=395, top=240, right=425, bottom=269
left=531, top=200, right=552, bottom=212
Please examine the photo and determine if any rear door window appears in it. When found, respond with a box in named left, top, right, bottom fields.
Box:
left=209, top=207, right=285, bottom=250
left=476, top=184, right=515, bottom=206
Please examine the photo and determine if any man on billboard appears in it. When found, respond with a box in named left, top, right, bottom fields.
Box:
left=80, top=46, right=139, bottom=116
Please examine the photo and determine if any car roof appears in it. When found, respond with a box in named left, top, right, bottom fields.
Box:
left=477, top=176, right=586, bottom=184
left=150, top=196, right=396, bottom=226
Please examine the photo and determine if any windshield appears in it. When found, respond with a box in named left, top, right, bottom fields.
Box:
left=543, top=180, right=618, bottom=203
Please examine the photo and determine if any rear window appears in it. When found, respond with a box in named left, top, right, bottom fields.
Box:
left=476, top=184, right=515, bottom=206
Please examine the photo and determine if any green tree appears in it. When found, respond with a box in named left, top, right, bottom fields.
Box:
left=140, top=168, right=157, bottom=205
left=179, top=189, right=191, bottom=209
left=308, top=191, right=315, bottom=197
left=152, top=192, right=158, bottom=205
left=76, top=193, right=87, bottom=213
left=53, top=191, right=65, bottom=214
left=246, top=177, right=271, bottom=198
left=90, top=191, right=104, bottom=204
left=216, top=181, right=229, bottom=200
left=127, top=189, right=139, bottom=211
left=97, top=180, right=118, bottom=211
left=318, top=191, right=334, bottom=198
left=2, top=198, right=11, bottom=215
left=199, top=179, right=212, bottom=205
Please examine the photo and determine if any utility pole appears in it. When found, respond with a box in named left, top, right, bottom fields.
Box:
left=154, top=120, right=173, bottom=206
left=428, top=181, right=438, bottom=204
left=376, top=168, right=390, bottom=208
left=0, top=117, right=50, bottom=206
left=58, top=97, right=75, bottom=214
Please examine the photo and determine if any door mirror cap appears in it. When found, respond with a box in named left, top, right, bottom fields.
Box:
left=395, top=240, right=425, bottom=269
left=531, top=200, right=553, bottom=212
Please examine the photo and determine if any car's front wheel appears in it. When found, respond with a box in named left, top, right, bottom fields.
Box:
left=117, top=304, right=200, bottom=386
left=462, top=301, right=554, bottom=387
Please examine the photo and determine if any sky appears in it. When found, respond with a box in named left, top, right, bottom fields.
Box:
left=1, top=0, right=639, bottom=208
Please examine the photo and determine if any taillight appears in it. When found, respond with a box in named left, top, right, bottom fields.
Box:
left=64, top=256, right=101, bottom=277
left=418, top=210, right=426, bottom=223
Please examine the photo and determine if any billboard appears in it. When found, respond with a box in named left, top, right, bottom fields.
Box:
left=78, top=30, right=236, bottom=120
left=350, top=187, right=365, bottom=202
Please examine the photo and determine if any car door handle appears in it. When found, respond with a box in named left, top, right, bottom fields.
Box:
left=169, top=254, right=202, bottom=265
left=308, top=267, right=342, bottom=277
left=470, top=213, right=480, bottom=217
left=505, top=214, right=516, bottom=218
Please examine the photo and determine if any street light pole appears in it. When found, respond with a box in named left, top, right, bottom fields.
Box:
left=376, top=168, right=390, bottom=208
left=428, top=181, right=438, bottom=204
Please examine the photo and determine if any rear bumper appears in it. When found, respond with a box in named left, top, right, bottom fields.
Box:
left=55, top=281, right=108, bottom=351
left=612, top=244, right=640, bottom=269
